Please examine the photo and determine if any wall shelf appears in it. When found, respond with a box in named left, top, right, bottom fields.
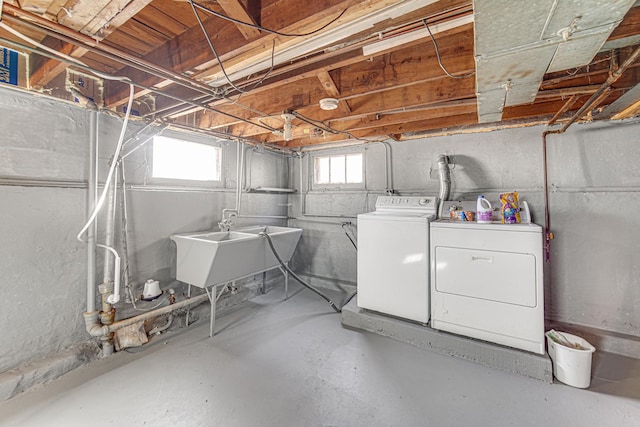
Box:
left=247, top=187, right=296, bottom=194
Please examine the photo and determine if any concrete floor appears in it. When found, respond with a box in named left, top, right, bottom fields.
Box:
left=1, top=286, right=639, bottom=427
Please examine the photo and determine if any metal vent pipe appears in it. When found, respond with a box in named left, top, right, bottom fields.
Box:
left=437, top=154, right=451, bottom=201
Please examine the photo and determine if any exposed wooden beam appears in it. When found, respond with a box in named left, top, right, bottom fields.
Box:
left=194, top=28, right=475, bottom=129
left=350, top=112, right=478, bottom=138
left=609, top=6, right=640, bottom=41
left=547, top=94, right=580, bottom=126
left=599, top=82, right=640, bottom=119
left=29, top=0, right=156, bottom=89
left=612, top=98, right=640, bottom=118
left=317, top=70, right=352, bottom=114
left=29, top=40, right=88, bottom=89
left=107, top=0, right=470, bottom=107
left=192, top=0, right=411, bottom=82
left=106, top=0, right=363, bottom=106
left=19, top=1, right=51, bottom=14
left=57, top=0, right=111, bottom=32
left=216, top=0, right=261, bottom=40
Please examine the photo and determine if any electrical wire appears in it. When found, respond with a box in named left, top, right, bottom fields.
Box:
left=189, top=0, right=345, bottom=94
left=0, top=21, right=135, bottom=247
left=190, top=1, right=347, bottom=37
left=237, top=39, right=277, bottom=95
left=421, top=19, right=474, bottom=79
left=189, top=0, right=248, bottom=94
left=291, top=111, right=389, bottom=144
left=0, top=33, right=282, bottom=135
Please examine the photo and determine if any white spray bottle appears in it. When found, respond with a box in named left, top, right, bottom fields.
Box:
left=477, top=195, right=492, bottom=223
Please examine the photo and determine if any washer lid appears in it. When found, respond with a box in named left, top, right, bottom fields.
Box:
left=359, top=211, right=434, bottom=221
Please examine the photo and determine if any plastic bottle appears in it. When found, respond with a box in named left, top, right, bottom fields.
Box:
left=477, top=195, right=492, bottom=223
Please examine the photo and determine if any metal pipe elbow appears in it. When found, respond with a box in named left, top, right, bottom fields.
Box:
left=83, top=311, right=109, bottom=337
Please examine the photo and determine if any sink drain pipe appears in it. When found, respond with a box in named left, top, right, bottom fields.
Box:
left=259, top=232, right=340, bottom=312
left=84, top=293, right=209, bottom=337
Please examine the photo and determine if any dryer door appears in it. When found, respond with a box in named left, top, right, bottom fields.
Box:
left=433, top=246, right=537, bottom=307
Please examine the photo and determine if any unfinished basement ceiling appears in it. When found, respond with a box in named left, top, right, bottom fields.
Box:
left=1, top=0, right=639, bottom=148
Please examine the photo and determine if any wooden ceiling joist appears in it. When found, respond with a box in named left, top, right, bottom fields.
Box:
left=2, top=1, right=639, bottom=147
left=215, top=0, right=261, bottom=40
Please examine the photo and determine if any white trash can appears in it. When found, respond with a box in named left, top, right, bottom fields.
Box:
left=546, top=331, right=596, bottom=388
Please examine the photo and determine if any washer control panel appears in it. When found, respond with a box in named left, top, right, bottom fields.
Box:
left=375, top=196, right=438, bottom=213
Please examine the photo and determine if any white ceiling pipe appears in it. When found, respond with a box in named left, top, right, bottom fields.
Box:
left=205, top=0, right=441, bottom=86
left=362, top=14, right=474, bottom=56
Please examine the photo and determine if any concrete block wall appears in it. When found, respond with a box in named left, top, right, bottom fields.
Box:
left=288, top=119, right=640, bottom=356
left=0, top=87, right=289, bottom=382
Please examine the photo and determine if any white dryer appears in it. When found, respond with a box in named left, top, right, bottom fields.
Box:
left=357, top=196, right=438, bottom=324
left=430, top=207, right=545, bottom=354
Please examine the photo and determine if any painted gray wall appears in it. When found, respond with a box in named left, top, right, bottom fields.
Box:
left=289, top=119, right=640, bottom=352
left=0, top=87, right=288, bottom=373
left=2, top=82, right=638, bottom=374
left=1, top=90, right=91, bottom=372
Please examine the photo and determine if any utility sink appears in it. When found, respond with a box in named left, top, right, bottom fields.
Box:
left=170, top=226, right=302, bottom=288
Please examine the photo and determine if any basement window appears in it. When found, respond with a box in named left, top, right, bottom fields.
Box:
left=152, top=136, right=222, bottom=182
left=314, top=153, right=363, bottom=186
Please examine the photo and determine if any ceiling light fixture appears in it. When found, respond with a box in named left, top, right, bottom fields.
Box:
left=362, top=14, right=474, bottom=57
left=319, top=98, right=339, bottom=110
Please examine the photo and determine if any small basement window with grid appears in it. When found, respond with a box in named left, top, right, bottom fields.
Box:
left=152, top=136, right=222, bottom=182
left=314, top=153, right=363, bottom=185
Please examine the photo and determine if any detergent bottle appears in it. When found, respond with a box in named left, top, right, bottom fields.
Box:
left=477, top=195, right=492, bottom=223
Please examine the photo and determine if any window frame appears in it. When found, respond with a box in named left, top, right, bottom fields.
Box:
left=311, top=149, right=365, bottom=190
left=149, top=134, right=225, bottom=188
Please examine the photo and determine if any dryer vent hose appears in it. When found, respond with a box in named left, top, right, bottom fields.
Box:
left=437, top=154, right=451, bottom=202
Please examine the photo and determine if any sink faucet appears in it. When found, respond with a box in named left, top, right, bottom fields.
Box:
left=218, top=217, right=233, bottom=231
left=218, top=210, right=238, bottom=231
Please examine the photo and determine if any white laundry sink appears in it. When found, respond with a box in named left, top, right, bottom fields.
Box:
left=170, top=226, right=302, bottom=288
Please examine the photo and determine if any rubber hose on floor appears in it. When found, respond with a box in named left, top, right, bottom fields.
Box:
left=341, top=222, right=358, bottom=250
left=260, top=232, right=340, bottom=313
left=340, top=222, right=358, bottom=304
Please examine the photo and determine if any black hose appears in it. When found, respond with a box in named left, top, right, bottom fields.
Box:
left=341, top=222, right=358, bottom=250
left=340, top=222, right=358, bottom=305
left=343, top=291, right=357, bottom=307
left=260, top=232, right=340, bottom=313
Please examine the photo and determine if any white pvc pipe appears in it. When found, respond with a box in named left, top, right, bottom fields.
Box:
left=76, top=84, right=134, bottom=241
left=103, top=167, right=118, bottom=281
left=98, top=244, right=121, bottom=304
left=238, top=141, right=245, bottom=215
left=86, top=112, right=98, bottom=312
left=300, top=153, right=307, bottom=216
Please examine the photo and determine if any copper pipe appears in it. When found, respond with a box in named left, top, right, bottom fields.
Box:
left=559, top=45, right=640, bottom=132
left=542, top=45, right=640, bottom=263
left=541, top=130, right=560, bottom=263
left=547, top=94, right=579, bottom=126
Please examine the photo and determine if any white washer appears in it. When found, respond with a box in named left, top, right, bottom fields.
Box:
left=357, top=196, right=438, bottom=324
left=430, top=213, right=545, bottom=354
